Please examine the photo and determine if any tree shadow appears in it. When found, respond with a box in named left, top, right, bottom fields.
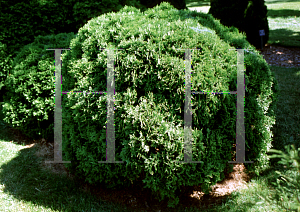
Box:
left=0, top=124, right=265, bottom=212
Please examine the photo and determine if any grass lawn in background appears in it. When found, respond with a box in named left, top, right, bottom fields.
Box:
left=0, top=0, right=300, bottom=211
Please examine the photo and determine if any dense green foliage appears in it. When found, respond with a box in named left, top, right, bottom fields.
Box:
left=208, top=0, right=269, bottom=49
left=0, top=42, right=14, bottom=102
left=1, top=1, right=280, bottom=208
left=0, top=0, right=148, bottom=108
left=0, top=0, right=146, bottom=60
left=2, top=1, right=300, bottom=211
left=2, top=32, right=78, bottom=141
left=56, top=2, right=278, bottom=208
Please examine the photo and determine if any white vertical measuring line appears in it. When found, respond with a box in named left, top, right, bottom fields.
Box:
left=46, top=43, right=254, bottom=164
left=98, top=48, right=124, bottom=163
left=45, top=48, right=71, bottom=164
left=172, top=47, right=254, bottom=164
left=228, top=48, right=254, bottom=164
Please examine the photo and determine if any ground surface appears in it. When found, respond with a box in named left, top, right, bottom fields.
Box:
left=259, top=43, right=300, bottom=68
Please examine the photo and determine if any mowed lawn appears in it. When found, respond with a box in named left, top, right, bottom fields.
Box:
left=0, top=0, right=300, bottom=211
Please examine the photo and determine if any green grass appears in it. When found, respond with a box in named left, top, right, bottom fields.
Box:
left=1, top=0, right=300, bottom=211
left=0, top=106, right=134, bottom=210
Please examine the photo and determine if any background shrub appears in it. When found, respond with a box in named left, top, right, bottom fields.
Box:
left=2, top=32, right=78, bottom=141
left=208, top=0, right=269, bottom=49
left=0, top=41, right=14, bottom=102
left=138, top=0, right=188, bottom=10
left=0, top=0, right=149, bottom=105
left=0, top=0, right=147, bottom=66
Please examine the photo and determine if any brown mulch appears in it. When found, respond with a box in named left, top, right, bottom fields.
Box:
left=259, top=43, right=300, bottom=69
left=4, top=43, right=299, bottom=212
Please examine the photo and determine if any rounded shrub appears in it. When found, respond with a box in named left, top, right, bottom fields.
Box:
left=2, top=32, right=78, bottom=141
left=2, top=1, right=279, bottom=208
left=59, top=2, right=279, bottom=208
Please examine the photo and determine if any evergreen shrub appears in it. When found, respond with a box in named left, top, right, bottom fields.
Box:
left=0, top=0, right=147, bottom=64
left=243, top=0, right=269, bottom=49
left=0, top=0, right=73, bottom=61
left=0, top=0, right=148, bottom=124
left=208, top=0, right=269, bottom=49
left=0, top=42, right=14, bottom=102
left=2, top=32, right=78, bottom=141
left=56, top=2, right=279, bottom=208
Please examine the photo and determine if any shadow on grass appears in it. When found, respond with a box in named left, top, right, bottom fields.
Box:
left=0, top=105, right=251, bottom=212
left=0, top=137, right=136, bottom=211
left=0, top=128, right=230, bottom=212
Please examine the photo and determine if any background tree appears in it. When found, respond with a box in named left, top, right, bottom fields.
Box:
left=138, top=0, right=188, bottom=10
left=208, top=0, right=269, bottom=50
